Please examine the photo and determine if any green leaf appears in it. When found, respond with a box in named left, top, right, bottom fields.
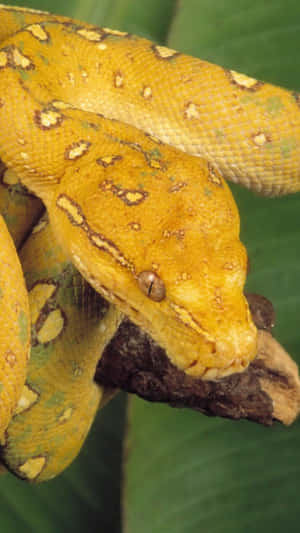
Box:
left=125, top=399, right=300, bottom=533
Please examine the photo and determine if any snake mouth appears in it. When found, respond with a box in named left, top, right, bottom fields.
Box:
left=181, top=337, right=256, bottom=380
left=181, top=337, right=255, bottom=380
left=164, top=289, right=257, bottom=379
left=198, top=358, right=250, bottom=380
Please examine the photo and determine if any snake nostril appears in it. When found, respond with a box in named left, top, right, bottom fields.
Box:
left=137, top=271, right=166, bottom=302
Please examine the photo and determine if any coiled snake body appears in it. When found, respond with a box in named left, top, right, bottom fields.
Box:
left=0, top=4, right=298, bottom=481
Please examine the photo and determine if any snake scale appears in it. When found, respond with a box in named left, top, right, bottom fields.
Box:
left=0, top=4, right=298, bottom=481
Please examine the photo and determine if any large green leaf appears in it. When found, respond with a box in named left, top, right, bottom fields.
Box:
left=0, top=1, right=299, bottom=532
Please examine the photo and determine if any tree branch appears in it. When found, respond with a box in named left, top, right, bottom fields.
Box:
left=95, top=295, right=300, bottom=426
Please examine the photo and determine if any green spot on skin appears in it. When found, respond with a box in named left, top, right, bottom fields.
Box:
left=18, top=69, right=30, bottom=81
left=45, top=245, right=62, bottom=258
left=204, top=187, right=213, bottom=197
left=11, top=424, right=33, bottom=445
left=13, top=11, right=25, bottom=26
left=24, top=261, right=71, bottom=287
left=215, top=129, right=225, bottom=139
left=18, top=40, right=24, bottom=51
left=49, top=265, right=64, bottom=278
left=280, top=137, right=297, bottom=158
left=37, top=52, right=49, bottom=65
left=0, top=287, right=3, bottom=300
left=265, top=96, right=284, bottom=116
left=58, top=262, right=77, bottom=288
left=18, top=310, right=28, bottom=346
left=240, top=95, right=255, bottom=105
left=265, top=142, right=274, bottom=151
left=149, top=148, right=162, bottom=158
left=30, top=343, right=54, bottom=369
left=81, top=121, right=99, bottom=130
left=0, top=383, right=3, bottom=393
left=52, top=433, right=68, bottom=448
left=44, top=391, right=66, bottom=408
left=240, top=94, right=284, bottom=116
left=59, top=284, right=77, bottom=306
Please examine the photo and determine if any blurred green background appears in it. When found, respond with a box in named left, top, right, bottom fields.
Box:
left=0, top=1, right=300, bottom=532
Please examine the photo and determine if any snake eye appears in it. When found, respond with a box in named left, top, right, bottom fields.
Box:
left=137, top=271, right=166, bottom=302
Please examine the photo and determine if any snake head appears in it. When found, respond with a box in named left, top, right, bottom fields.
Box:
left=50, top=131, right=257, bottom=381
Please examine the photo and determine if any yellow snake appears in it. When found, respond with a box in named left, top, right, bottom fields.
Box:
left=0, top=160, right=121, bottom=481
left=0, top=4, right=298, bottom=481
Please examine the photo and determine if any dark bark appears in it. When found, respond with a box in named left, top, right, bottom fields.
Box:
left=95, top=294, right=300, bottom=426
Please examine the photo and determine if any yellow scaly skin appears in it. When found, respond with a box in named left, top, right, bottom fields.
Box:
left=2, top=213, right=122, bottom=482
left=0, top=164, right=120, bottom=482
left=0, top=161, right=39, bottom=446
left=1, top=5, right=300, bottom=195
left=0, top=214, right=30, bottom=440
left=0, top=17, right=257, bottom=379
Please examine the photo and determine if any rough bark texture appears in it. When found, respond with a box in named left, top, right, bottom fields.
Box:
left=95, top=294, right=300, bottom=426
